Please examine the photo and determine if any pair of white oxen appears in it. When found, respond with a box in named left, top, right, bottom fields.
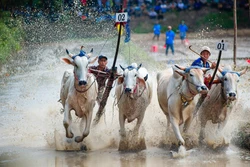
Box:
left=60, top=48, right=247, bottom=148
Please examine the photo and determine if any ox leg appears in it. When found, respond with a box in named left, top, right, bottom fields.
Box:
left=134, top=113, right=144, bottom=136
left=199, top=118, right=207, bottom=145
left=170, top=115, right=185, bottom=146
left=119, top=113, right=126, bottom=138
left=166, top=114, right=171, bottom=128
left=75, top=113, right=92, bottom=143
left=183, top=115, right=193, bottom=133
left=217, top=109, right=229, bottom=133
left=63, top=104, right=74, bottom=138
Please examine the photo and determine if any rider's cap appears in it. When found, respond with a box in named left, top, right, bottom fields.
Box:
left=200, top=46, right=211, bottom=55
left=98, top=55, right=108, bottom=60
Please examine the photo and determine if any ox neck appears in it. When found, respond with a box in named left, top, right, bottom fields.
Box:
left=181, top=79, right=197, bottom=98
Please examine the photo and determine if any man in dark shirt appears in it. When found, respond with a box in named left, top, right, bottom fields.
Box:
left=89, top=55, right=110, bottom=104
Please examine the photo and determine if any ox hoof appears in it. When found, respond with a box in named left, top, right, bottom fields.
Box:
left=75, top=136, right=83, bottom=143
left=119, top=130, right=126, bottom=138
left=178, top=141, right=185, bottom=147
left=80, top=144, right=88, bottom=151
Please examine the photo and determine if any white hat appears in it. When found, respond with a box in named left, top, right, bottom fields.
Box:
left=200, top=46, right=211, bottom=54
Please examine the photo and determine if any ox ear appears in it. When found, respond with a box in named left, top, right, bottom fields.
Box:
left=61, top=58, right=74, bottom=65
left=137, top=77, right=146, bottom=89
left=117, top=76, right=124, bottom=85
left=239, top=66, right=248, bottom=76
left=172, top=65, right=185, bottom=78
left=175, top=70, right=186, bottom=77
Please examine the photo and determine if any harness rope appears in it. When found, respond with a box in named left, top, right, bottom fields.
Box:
left=115, top=82, right=146, bottom=105
left=74, top=74, right=97, bottom=93
left=98, top=36, right=110, bottom=56
left=167, top=77, right=200, bottom=107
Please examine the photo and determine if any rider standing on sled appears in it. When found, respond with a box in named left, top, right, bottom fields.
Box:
left=191, top=46, right=222, bottom=115
left=89, top=55, right=110, bottom=104
left=191, top=46, right=221, bottom=89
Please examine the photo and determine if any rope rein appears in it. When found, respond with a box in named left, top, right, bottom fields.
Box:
left=115, top=81, right=147, bottom=105
left=74, top=74, right=97, bottom=93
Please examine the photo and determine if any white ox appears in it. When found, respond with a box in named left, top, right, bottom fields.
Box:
left=198, top=66, right=248, bottom=144
left=60, top=48, right=97, bottom=143
left=116, top=63, right=153, bottom=137
left=157, top=65, right=209, bottom=146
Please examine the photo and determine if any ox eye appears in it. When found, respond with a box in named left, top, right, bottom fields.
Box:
left=190, top=73, right=193, bottom=77
left=134, top=74, right=137, bottom=77
left=224, top=78, right=228, bottom=81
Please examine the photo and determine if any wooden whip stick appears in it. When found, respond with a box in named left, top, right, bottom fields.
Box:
left=188, top=45, right=213, bottom=64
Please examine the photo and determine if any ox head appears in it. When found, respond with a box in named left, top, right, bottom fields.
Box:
left=218, top=66, right=248, bottom=101
left=62, top=46, right=93, bottom=86
left=117, top=63, right=147, bottom=95
left=174, top=65, right=210, bottom=95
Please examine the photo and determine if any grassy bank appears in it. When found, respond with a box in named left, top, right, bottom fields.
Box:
left=0, top=11, right=24, bottom=64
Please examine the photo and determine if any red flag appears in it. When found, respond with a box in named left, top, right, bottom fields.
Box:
left=246, top=59, right=250, bottom=64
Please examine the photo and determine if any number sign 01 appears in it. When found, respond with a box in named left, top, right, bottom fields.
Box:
left=216, top=41, right=227, bottom=51
left=115, top=13, right=128, bottom=22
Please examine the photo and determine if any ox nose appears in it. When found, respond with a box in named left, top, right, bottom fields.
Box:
left=201, top=86, right=208, bottom=90
left=79, top=80, right=87, bottom=86
left=125, top=88, right=131, bottom=93
left=229, top=92, right=236, bottom=97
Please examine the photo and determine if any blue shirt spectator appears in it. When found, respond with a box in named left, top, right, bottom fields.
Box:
left=165, top=26, right=175, bottom=55
left=178, top=20, right=188, bottom=43
left=166, top=27, right=175, bottom=45
left=153, top=22, right=161, bottom=40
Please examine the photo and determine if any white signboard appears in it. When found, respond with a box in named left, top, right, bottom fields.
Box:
left=115, top=12, right=128, bottom=22
left=216, top=41, right=227, bottom=51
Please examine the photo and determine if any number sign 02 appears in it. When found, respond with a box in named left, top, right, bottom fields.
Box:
left=216, top=41, right=227, bottom=51
left=115, top=13, right=128, bottom=22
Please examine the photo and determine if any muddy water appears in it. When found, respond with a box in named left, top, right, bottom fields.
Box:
left=0, top=37, right=250, bottom=167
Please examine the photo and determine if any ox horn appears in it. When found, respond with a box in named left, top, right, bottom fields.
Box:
left=239, top=66, right=248, bottom=76
left=175, top=64, right=185, bottom=70
left=119, top=65, right=125, bottom=71
left=66, top=49, right=73, bottom=58
left=87, top=48, right=93, bottom=57
left=200, top=68, right=210, bottom=74
left=137, top=63, right=142, bottom=70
